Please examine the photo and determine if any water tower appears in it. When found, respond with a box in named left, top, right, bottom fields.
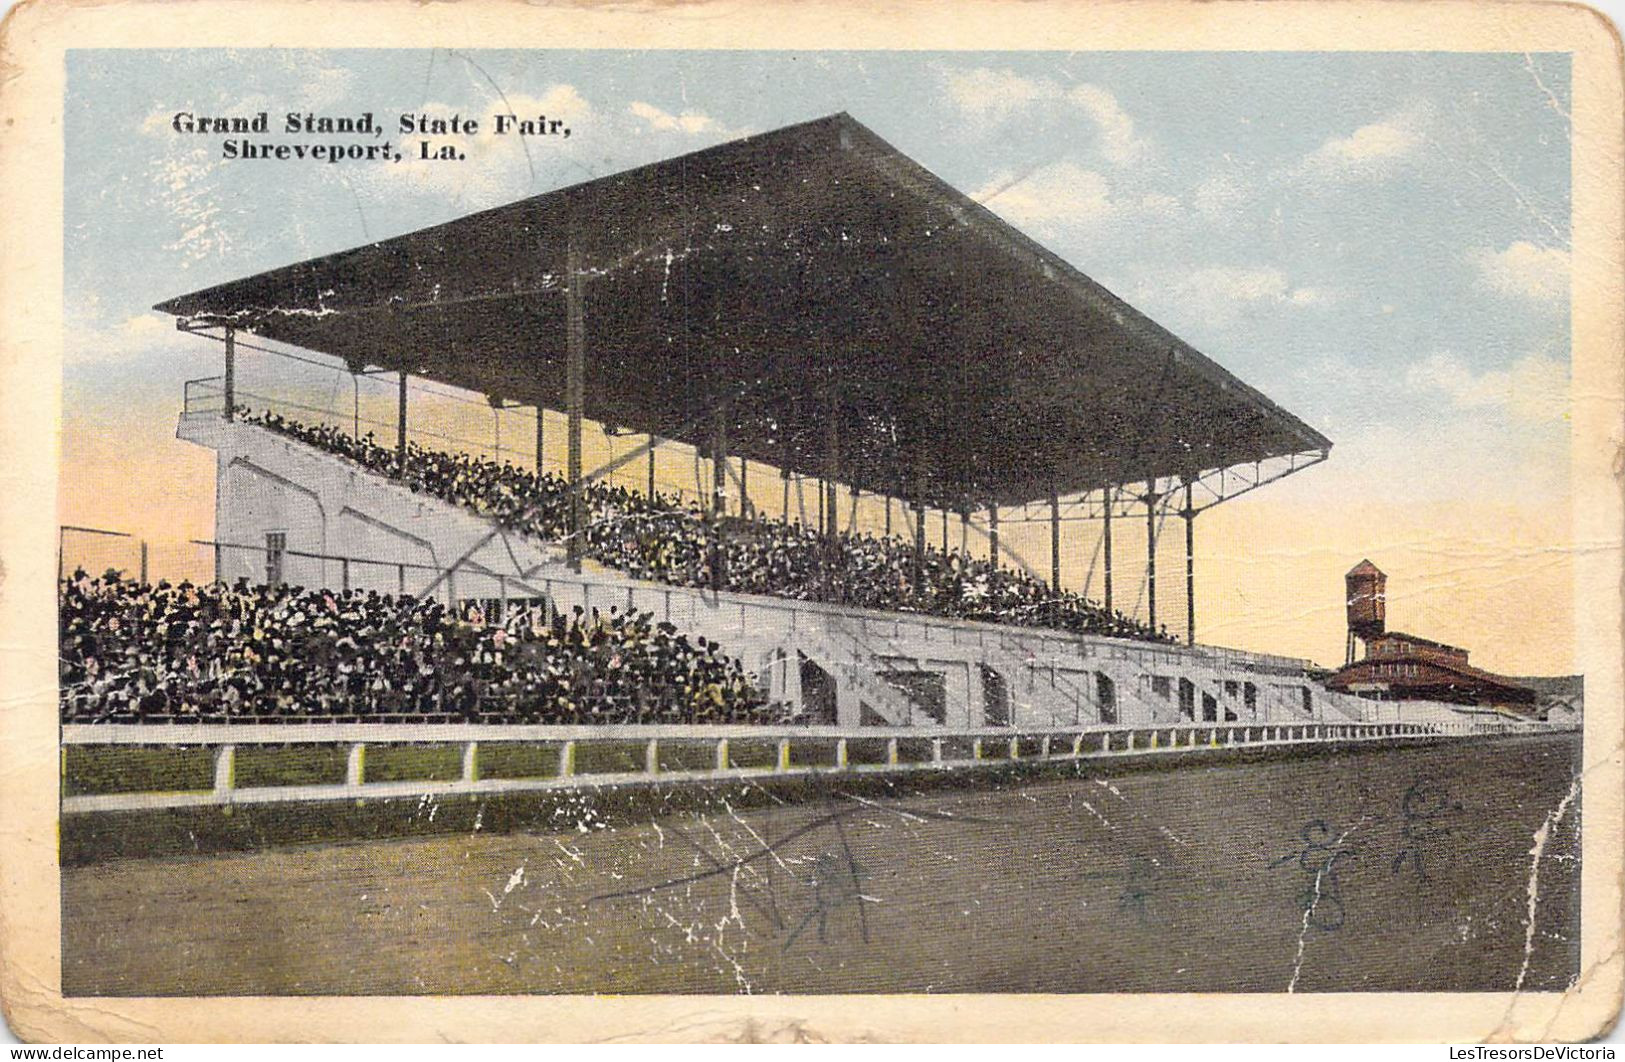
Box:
left=1345, top=559, right=1387, bottom=664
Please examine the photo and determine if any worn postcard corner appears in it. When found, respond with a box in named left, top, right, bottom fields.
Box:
left=0, top=0, right=1621, bottom=1044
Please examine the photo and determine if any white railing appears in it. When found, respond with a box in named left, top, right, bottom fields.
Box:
left=59, top=717, right=1558, bottom=815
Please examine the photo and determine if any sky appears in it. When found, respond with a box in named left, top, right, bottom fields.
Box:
left=60, top=48, right=1574, bottom=672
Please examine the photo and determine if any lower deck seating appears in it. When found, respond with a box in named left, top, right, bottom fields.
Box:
left=59, top=570, right=787, bottom=725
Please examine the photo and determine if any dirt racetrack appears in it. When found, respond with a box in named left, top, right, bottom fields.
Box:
left=62, top=734, right=1581, bottom=995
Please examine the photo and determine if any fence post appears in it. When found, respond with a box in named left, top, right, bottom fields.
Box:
left=836, top=738, right=849, bottom=769
left=932, top=737, right=943, bottom=764
left=645, top=739, right=659, bottom=775
left=347, top=743, right=366, bottom=787
left=777, top=738, right=791, bottom=772
left=462, top=742, right=479, bottom=784
left=213, top=745, right=236, bottom=800
left=887, top=737, right=900, bottom=766
left=559, top=740, right=576, bottom=777
left=715, top=738, right=730, bottom=772
left=1008, top=736, right=1020, bottom=760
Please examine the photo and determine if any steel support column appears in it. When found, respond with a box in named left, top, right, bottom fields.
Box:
left=988, top=504, right=1000, bottom=570
left=223, top=327, right=236, bottom=420
left=1049, top=489, right=1061, bottom=593
left=711, top=411, right=728, bottom=593
left=1144, top=483, right=1159, bottom=633
left=533, top=407, right=544, bottom=476
left=565, top=242, right=585, bottom=573
left=911, top=456, right=927, bottom=595
left=824, top=388, right=839, bottom=538
left=739, top=457, right=750, bottom=518
left=1183, top=479, right=1196, bottom=646
left=1102, top=486, right=1114, bottom=614
left=647, top=435, right=657, bottom=499
left=913, top=498, right=926, bottom=594
left=396, top=371, right=408, bottom=477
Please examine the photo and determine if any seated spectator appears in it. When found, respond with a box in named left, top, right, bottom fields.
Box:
left=58, top=567, right=788, bottom=725
left=236, top=407, right=1173, bottom=645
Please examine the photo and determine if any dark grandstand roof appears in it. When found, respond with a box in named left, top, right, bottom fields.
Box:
left=156, top=112, right=1330, bottom=507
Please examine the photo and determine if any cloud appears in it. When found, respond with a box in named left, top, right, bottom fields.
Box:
left=942, top=67, right=1150, bottom=163
left=626, top=100, right=743, bottom=138
left=1066, top=84, right=1148, bottom=166
left=1193, top=172, right=1247, bottom=219
left=1470, top=241, right=1569, bottom=302
left=1134, top=265, right=1336, bottom=324
left=943, top=67, right=1059, bottom=126
left=971, top=161, right=1177, bottom=236
left=1293, top=102, right=1430, bottom=182
left=1405, top=350, right=1569, bottom=422
left=63, top=307, right=179, bottom=366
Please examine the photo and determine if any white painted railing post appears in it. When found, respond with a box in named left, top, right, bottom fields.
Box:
left=559, top=740, right=576, bottom=778
left=462, top=741, right=479, bottom=783
left=887, top=737, right=900, bottom=766
left=1009, top=736, right=1020, bottom=760
left=836, top=738, right=849, bottom=769
left=932, top=737, right=944, bottom=764
left=776, top=738, right=791, bottom=772
left=347, top=743, right=366, bottom=786
left=645, top=738, right=660, bottom=775
left=213, top=744, right=236, bottom=799
left=715, top=738, right=730, bottom=771
left=972, top=737, right=984, bottom=760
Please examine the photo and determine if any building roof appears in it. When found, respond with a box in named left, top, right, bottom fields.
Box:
left=1331, top=653, right=1536, bottom=700
left=1376, top=630, right=1467, bottom=654
left=156, top=112, right=1331, bottom=508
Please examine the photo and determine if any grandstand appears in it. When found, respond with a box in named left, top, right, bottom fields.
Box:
left=84, top=111, right=1521, bottom=735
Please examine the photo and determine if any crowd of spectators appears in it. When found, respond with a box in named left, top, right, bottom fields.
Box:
left=59, top=568, right=783, bottom=725
left=242, top=408, right=1173, bottom=644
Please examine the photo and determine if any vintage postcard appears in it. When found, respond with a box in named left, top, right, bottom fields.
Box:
left=0, top=0, right=1620, bottom=1044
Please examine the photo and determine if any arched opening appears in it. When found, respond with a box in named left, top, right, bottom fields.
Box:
left=980, top=664, right=1010, bottom=727
left=799, top=654, right=837, bottom=724
left=1095, top=672, right=1118, bottom=724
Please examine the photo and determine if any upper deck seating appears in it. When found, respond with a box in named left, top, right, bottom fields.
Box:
left=239, top=408, right=1175, bottom=645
